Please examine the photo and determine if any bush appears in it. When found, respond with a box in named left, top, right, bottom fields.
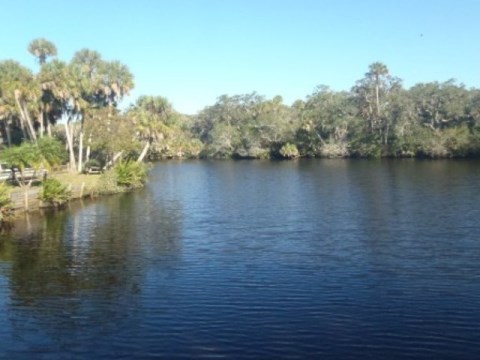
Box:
left=37, top=137, right=67, bottom=169
left=279, top=143, right=300, bottom=159
left=0, top=182, right=13, bottom=227
left=320, top=141, right=350, bottom=158
left=93, top=162, right=148, bottom=195
left=350, top=134, right=382, bottom=158
left=40, top=178, right=71, bottom=207
left=114, top=161, right=148, bottom=188
left=0, top=142, right=41, bottom=171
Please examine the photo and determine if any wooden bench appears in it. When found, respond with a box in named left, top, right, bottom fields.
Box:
left=9, top=168, right=47, bottom=183
left=87, top=166, right=102, bottom=174
left=0, top=170, right=12, bottom=182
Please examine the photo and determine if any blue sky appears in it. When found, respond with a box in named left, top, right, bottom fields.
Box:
left=1, top=0, right=479, bottom=114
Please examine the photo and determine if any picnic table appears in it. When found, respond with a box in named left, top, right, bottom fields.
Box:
left=86, top=166, right=102, bottom=174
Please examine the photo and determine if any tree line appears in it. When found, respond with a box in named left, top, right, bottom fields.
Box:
left=193, top=64, right=480, bottom=159
left=1, top=39, right=480, bottom=171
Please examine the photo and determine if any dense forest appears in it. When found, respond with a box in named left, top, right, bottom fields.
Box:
left=1, top=39, right=480, bottom=171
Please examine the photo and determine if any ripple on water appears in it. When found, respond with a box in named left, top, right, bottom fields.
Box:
left=2, top=160, right=480, bottom=358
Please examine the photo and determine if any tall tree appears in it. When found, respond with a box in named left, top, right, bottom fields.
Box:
left=353, top=62, right=402, bottom=144
left=37, top=59, right=70, bottom=137
left=28, top=38, right=57, bottom=66
left=131, top=96, right=173, bottom=162
left=68, top=50, right=134, bottom=171
left=0, top=60, right=39, bottom=143
left=100, top=61, right=134, bottom=108
left=298, top=86, right=356, bottom=157
left=29, top=38, right=59, bottom=138
left=69, top=51, right=102, bottom=172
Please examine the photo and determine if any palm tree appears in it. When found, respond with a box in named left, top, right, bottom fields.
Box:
left=132, top=96, right=172, bottom=162
left=69, top=51, right=134, bottom=172
left=70, top=50, right=105, bottom=172
left=366, top=62, right=389, bottom=118
left=0, top=60, right=39, bottom=143
left=353, top=62, right=402, bottom=144
left=37, top=59, right=70, bottom=137
left=0, top=98, right=15, bottom=146
left=28, top=38, right=59, bottom=139
left=71, top=49, right=102, bottom=76
left=100, top=61, right=134, bottom=108
left=28, top=38, right=57, bottom=66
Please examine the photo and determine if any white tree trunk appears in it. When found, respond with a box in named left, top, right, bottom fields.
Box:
left=85, top=134, right=92, bottom=162
left=20, top=99, right=37, bottom=143
left=86, top=145, right=91, bottom=163
left=38, top=112, right=44, bottom=138
left=77, top=130, right=84, bottom=173
left=137, top=141, right=150, bottom=163
left=64, top=122, right=77, bottom=172
left=46, top=120, right=52, bottom=137
left=113, top=151, right=123, bottom=163
left=13, top=92, right=30, bottom=141
left=106, top=151, right=124, bottom=169
left=3, top=120, right=11, bottom=146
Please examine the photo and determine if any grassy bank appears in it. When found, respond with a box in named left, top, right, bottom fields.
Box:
left=0, top=162, right=148, bottom=226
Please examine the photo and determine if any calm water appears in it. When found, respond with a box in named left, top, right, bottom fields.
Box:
left=1, top=159, right=480, bottom=359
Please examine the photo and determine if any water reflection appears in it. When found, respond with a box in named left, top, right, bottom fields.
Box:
left=0, top=191, right=183, bottom=357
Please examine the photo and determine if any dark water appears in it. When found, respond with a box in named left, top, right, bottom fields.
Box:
left=1, top=159, right=480, bottom=359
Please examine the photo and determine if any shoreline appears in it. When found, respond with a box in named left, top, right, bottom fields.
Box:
left=2, top=169, right=146, bottom=225
left=3, top=156, right=479, bottom=226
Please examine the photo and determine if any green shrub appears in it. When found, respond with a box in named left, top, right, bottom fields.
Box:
left=320, top=141, right=349, bottom=158
left=0, top=182, right=13, bottom=226
left=350, top=135, right=382, bottom=158
left=40, top=178, right=71, bottom=207
left=279, top=143, right=300, bottom=159
left=37, top=137, right=67, bottom=169
left=0, top=142, right=41, bottom=172
left=114, top=161, right=148, bottom=188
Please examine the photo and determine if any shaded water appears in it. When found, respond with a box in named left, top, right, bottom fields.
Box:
left=1, top=159, right=480, bottom=359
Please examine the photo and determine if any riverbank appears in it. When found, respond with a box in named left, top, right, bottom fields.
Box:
left=1, top=162, right=148, bottom=224
left=7, top=173, right=101, bottom=213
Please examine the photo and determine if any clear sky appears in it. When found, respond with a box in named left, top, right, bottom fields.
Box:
left=1, top=0, right=479, bottom=114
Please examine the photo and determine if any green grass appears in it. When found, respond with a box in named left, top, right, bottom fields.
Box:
left=6, top=171, right=101, bottom=197
left=53, top=172, right=101, bottom=191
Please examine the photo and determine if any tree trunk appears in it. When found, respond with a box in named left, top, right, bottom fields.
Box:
left=13, top=91, right=29, bottom=141
left=46, top=120, right=52, bottom=137
left=77, top=129, right=84, bottom=173
left=14, top=90, right=37, bottom=143
left=86, top=143, right=91, bottom=163
left=374, top=75, right=381, bottom=135
left=137, top=141, right=150, bottom=162
left=20, top=98, right=37, bottom=143
left=106, top=151, right=124, bottom=169
left=85, top=133, right=92, bottom=162
left=113, top=151, right=123, bottom=164
left=38, top=111, right=44, bottom=138
left=64, top=122, right=77, bottom=172
left=384, top=120, right=390, bottom=145
left=3, top=119, right=11, bottom=146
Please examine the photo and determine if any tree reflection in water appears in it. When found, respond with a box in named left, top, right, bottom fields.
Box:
left=0, top=190, right=183, bottom=352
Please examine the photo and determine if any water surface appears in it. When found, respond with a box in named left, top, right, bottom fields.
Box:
left=1, top=159, right=480, bottom=359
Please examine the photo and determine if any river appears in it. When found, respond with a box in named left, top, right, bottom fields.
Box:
left=1, top=159, right=480, bottom=359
